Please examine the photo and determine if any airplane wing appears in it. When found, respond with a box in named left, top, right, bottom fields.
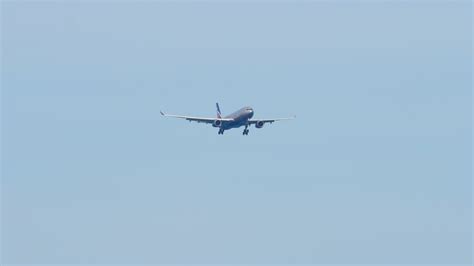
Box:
left=248, top=116, right=296, bottom=126
left=160, top=111, right=234, bottom=124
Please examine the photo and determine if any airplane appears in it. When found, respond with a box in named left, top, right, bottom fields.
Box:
left=160, top=103, right=295, bottom=135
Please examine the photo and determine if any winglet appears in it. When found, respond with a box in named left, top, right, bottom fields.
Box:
left=160, top=110, right=165, bottom=116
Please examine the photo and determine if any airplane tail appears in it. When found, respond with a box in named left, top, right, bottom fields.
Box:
left=216, top=103, right=222, bottom=118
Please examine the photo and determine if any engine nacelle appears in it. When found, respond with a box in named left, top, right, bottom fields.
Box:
left=255, top=121, right=265, bottom=129
left=212, top=120, right=222, bottom=128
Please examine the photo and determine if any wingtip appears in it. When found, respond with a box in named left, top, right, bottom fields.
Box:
left=160, top=110, right=165, bottom=116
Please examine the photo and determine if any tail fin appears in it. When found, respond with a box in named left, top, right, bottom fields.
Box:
left=216, top=103, right=222, bottom=118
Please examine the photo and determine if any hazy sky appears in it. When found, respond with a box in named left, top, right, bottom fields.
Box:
left=1, top=1, right=471, bottom=265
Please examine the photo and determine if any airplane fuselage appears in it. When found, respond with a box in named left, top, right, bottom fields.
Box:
left=220, top=106, right=254, bottom=130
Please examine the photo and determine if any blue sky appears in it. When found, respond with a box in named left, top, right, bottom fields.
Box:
left=1, top=1, right=471, bottom=264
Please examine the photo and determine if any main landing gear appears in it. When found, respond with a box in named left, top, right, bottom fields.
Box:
left=242, top=125, right=249, bottom=135
left=218, top=128, right=225, bottom=135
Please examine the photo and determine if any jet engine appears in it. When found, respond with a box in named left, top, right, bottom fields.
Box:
left=213, top=120, right=222, bottom=128
left=255, top=121, right=265, bottom=129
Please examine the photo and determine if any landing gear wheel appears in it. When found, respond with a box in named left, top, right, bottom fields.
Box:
left=243, top=129, right=249, bottom=135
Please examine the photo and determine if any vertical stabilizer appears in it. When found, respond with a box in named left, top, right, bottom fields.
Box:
left=216, top=103, right=222, bottom=118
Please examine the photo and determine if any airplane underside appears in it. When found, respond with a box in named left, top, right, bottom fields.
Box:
left=218, top=121, right=250, bottom=135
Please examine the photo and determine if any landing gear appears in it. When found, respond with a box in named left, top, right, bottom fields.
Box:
left=218, top=128, right=224, bottom=135
left=242, top=125, right=249, bottom=135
